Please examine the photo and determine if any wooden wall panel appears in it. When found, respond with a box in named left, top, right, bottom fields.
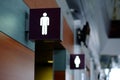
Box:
left=24, top=0, right=59, bottom=8
left=54, top=71, right=65, bottom=80
left=0, top=32, right=34, bottom=80
left=61, top=18, right=74, bottom=53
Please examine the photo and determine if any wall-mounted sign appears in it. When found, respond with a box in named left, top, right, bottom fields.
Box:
left=29, top=8, right=62, bottom=41
left=70, top=54, right=85, bottom=69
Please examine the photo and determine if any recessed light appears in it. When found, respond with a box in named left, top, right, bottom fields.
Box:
left=48, top=60, right=53, bottom=63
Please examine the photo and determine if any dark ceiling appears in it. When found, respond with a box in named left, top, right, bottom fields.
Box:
left=35, top=40, right=64, bottom=64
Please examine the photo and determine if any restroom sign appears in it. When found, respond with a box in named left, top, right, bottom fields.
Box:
left=70, top=54, right=85, bottom=69
left=40, top=12, right=50, bottom=35
left=29, top=8, right=62, bottom=41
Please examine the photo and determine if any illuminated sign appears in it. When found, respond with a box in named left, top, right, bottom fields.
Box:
left=70, top=54, right=85, bottom=69
left=29, top=8, right=62, bottom=41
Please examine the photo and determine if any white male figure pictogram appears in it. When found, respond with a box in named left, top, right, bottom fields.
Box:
left=40, top=12, right=50, bottom=35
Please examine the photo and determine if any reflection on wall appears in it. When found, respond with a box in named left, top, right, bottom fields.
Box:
left=35, top=64, right=53, bottom=80
left=0, top=0, right=34, bottom=50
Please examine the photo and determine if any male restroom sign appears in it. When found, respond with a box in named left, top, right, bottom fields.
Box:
left=70, top=54, right=85, bottom=69
left=29, top=8, right=62, bottom=41
left=40, top=12, right=50, bottom=35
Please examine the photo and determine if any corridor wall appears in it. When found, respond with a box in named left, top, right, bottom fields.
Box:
left=0, top=0, right=34, bottom=50
left=0, top=32, right=34, bottom=80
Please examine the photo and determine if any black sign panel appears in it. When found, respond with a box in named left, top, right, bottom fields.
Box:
left=29, top=8, right=61, bottom=41
left=70, top=54, right=85, bottom=69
